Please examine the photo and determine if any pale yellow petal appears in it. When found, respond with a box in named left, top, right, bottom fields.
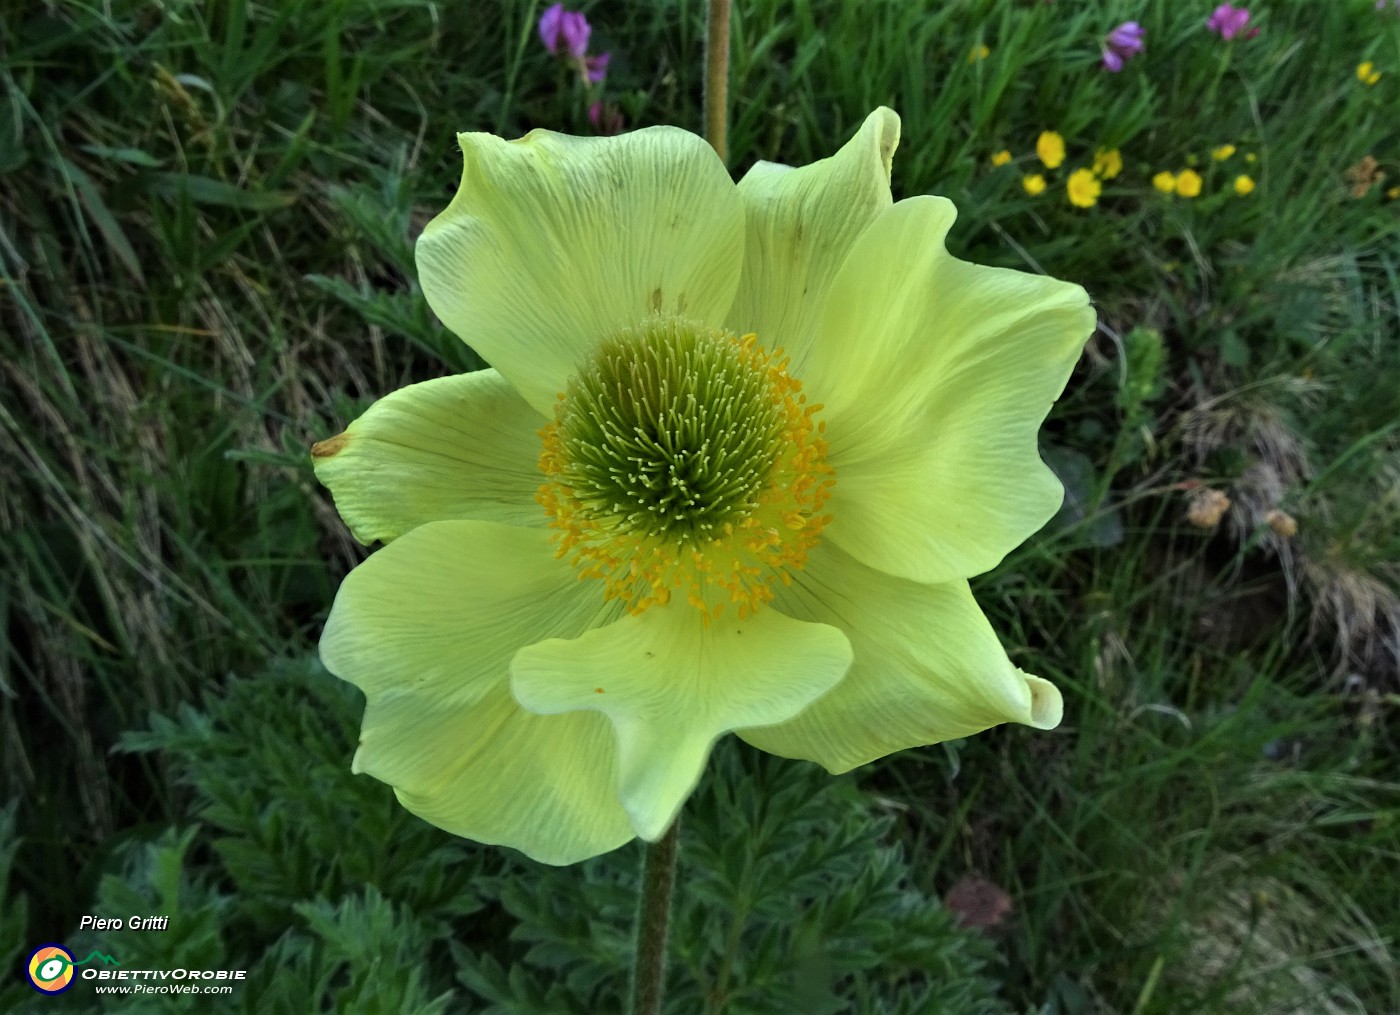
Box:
left=726, top=108, right=899, bottom=362
left=801, top=196, right=1094, bottom=583
left=312, top=370, right=547, bottom=544
left=320, top=520, right=632, bottom=864
left=416, top=127, right=745, bottom=415
left=511, top=603, right=852, bottom=840
left=738, top=541, right=1061, bottom=773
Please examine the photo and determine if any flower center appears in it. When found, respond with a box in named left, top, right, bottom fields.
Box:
left=537, top=318, right=833, bottom=621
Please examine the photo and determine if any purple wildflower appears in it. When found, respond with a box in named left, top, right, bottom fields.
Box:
left=588, top=100, right=624, bottom=136
left=585, top=52, right=610, bottom=84
left=538, top=3, right=591, bottom=59
left=1206, top=4, right=1256, bottom=41
left=1107, top=22, right=1146, bottom=54
left=1101, top=20, right=1145, bottom=72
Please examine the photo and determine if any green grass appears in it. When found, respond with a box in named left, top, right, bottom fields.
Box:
left=2, top=0, right=1398, bottom=1011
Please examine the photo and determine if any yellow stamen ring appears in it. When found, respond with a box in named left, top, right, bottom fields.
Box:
left=537, top=318, right=833, bottom=621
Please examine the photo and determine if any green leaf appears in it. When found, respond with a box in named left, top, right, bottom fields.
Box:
left=1220, top=330, right=1251, bottom=367
left=1042, top=443, right=1125, bottom=549
left=145, top=172, right=297, bottom=211
left=1117, top=326, right=1167, bottom=418
left=55, top=156, right=145, bottom=284
left=79, top=144, right=164, bottom=168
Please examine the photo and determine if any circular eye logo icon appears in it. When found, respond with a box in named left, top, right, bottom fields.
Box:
left=27, top=944, right=76, bottom=994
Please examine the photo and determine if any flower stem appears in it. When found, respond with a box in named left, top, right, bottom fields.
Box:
left=703, top=0, right=731, bottom=163
left=629, top=817, right=680, bottom=1015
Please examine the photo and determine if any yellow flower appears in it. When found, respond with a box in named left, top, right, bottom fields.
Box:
left=1176, top=169, right=1203, bottom=198
left=312, top=109, right=1092, bottom=864
left=1066, top=168, right=1102, bottom=208
left=1357, top=61, right=1381, bottom=86
left=991, top=149, right=1012, bottom=167
left=1211, top=144, right=1236, bottom=161
left=1152, top=171, right=1178, bottom=194
left=1091, top=147, right=1122, bottom=180
left=1233, top=174, right=1255, bottom=196
left=968, top=44, right=991, bottom=64
left=1389, top=186, right=1400, bottom=200
left=1022, top=173, right=1047, bottom=196
left=1036, top=131, right=1065, bottom=169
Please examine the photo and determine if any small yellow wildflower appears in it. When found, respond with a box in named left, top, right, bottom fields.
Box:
left=1389, top=186, right=1400, bottom=200
left=968, top=44, right=991, bottom=64
left=1091, top=147, right=1123, bottom=180
left=1036, top=131, right=1065, bottom=169
left=1176, top=169, right=1203, bottom=198
left=1233, top=175, right=1255, bottom=196
left=991, top=149, right=1012, bottom=167
left=1211, top=144, right=1236, bottom=161
left=1022, top=173, right=1047, bottom=196
left=1152, top=171, right=1177, bottom=194
left=1066, top=168, right=1102, bottom=208
left=1357, top=61, right=1381, bottom=86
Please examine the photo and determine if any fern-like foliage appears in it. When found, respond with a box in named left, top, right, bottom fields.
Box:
left=13, top=656, right=1016, bottom=1014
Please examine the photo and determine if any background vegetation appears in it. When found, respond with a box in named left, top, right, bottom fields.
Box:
left=3, top=0, right=1397, bottom=1011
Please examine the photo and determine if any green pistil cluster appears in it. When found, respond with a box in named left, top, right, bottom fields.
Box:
left=553, top=319, right=783, bottom=540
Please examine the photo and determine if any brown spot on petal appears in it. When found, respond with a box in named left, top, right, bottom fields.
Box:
left=650, top=286, right=663, bottom=312
left=312, top=433, right=350, bottom=459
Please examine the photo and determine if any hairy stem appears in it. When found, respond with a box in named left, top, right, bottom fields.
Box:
left=703, top=0, right=731, bottom=163
left=630, top=818, right=681, bottom=1015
